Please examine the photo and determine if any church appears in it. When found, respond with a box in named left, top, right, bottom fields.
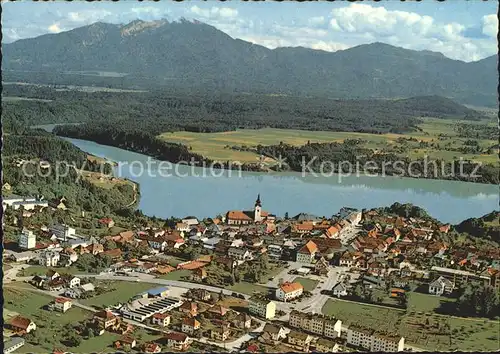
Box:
left=226, top=195, right=272, bottom=225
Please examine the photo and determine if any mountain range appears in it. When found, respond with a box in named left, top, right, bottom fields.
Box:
left=2, top=19, right=498, bottom=106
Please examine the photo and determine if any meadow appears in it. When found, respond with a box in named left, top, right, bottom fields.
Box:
left=322, top=291, right=500, bottom=352
left=158, top=118, right=497, bottom=165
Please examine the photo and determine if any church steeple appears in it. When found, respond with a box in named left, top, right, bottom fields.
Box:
left=254, top=194, right=262, bottom=222
left=255, top=194, right=262, bottom=207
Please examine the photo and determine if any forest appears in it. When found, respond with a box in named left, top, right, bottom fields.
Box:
left=2, top=85, right=486, bottom=135
left=2, top=118, right=134, bottom=217
left=256, top=141, right=498, bottom=184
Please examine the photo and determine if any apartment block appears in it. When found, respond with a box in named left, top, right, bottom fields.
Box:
left=289, top=310, right=342, bottom=339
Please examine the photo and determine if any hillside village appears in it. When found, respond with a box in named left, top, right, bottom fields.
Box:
left=3, top=194, right=500, bottom=353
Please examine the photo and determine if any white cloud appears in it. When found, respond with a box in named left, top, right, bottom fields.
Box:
left=308, top=16, right=325, bottom=27
left=218, top=8, right=238, bottom=19
left=190, top=6, right=238, bottom=20
left=48, top=23, right=62, bottom=33
left=328, top=3, right=496, bottom=62
left=310, top=41, right=349, bottom=52
left=482, top=14, right=498, bottom=37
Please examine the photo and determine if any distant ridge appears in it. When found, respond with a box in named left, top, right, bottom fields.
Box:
left=2, top=20, right=497, bottom=106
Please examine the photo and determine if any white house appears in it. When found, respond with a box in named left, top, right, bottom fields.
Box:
left=40, top=251, right=60, bottom=267
left=182, top=217, right=199, bottom=226
left=228, top=247, right=252, bottom=261
left=428, top=276, right=454, bottom=296
left=332, top=282, right=348, bottom=297
left=249, top=296, right=276, bottom=319
left=275, top=282, right=304, bottom=302
left=68, top=276, right=81, bottom=289
left=19, top=229, right=37, bottom=250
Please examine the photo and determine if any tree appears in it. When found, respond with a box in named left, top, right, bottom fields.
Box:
left=66, top=333, right=82, bottom=347
left=218, top=290, right=225, bottom=301
left=103, top=239, right=117, bottom=250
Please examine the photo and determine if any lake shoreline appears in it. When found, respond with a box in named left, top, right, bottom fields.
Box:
left=60, top=133, right=497, bottom=186
left=63, top=137, right=498, bottom=224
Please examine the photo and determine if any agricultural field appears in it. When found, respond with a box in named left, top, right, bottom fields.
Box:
left=158, top=118, right=497, bottom=165
left=322, top=292, right=500, bottom=352
left=79, top=280, right=160, bottom=308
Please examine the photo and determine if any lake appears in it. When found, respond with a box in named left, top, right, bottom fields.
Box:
left=64, top=138, right=498, bottom=224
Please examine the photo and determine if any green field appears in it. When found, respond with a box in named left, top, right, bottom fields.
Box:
left=322, top=293, right=500, bottom=351
left=227, top=282, right=270, bottom=295
left=4, top=287, right=94, bottom=352
left=158, top=269, right=192, bottom=281
left=292, top=277, right=319, bottom=292
left=158, top=118, right=497, bottom=164
left=79, top=281, right=160, bottom=307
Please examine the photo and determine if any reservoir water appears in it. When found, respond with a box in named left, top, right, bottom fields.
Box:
left=65, top=137, right=498, bottom=224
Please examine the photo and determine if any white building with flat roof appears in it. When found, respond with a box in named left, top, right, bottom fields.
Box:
left=19, top=229, right=36, bottom=250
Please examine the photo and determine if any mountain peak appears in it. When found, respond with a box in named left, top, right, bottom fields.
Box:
left=120, top=19, right=169, bottom=37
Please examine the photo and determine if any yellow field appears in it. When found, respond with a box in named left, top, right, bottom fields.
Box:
left=158, top=118, right=497, bottom=164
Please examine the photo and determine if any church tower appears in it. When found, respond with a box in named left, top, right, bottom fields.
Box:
left=254, top=194, right=262, bottom=222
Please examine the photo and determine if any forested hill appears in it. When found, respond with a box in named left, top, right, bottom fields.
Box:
left=1, top=85, right=486, bottom=135
left=455, top=211, right=500, bottom=244
left=2, top=19, right=497, bottom=106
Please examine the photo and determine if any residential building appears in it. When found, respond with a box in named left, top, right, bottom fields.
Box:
left=9, top=251, right=36, bottom=263
left=315, top=338, right=340, bottom=353
left=315, top=256, right=330, bottom=276
left=114, top=336, right=136, bottom=351
left=9, top=316, right=37, bottom=334
left=228, top=247, right=252, bottom=261
left=262, top=323, right=287, bottom=342
left=68, top=276, right=80, bottom=289
left=151, top=313, right=171, bottom=327
left=51, top=297, right=72, bottom=313
left=50, top=224, right=76, bottom=241
left=289, top=310, right=342, bottom=338
left=428, top=276, right=454, bottom=296
left=248, top=296, right=276, bottom=319
left=210, top=324, right=231, bottom=341
left=287, top=330, right=313, bottom=352
left=267, top=244, right=283, bottom=259
left=275, top=282, right=304, bottom=302
left=332, top=283, right=348, bottom=297
left=39, top=251, right=60, bottom=267
left=19, top=229, right=36, bottom=250
left=347, top=325, right=405, bottom=352
left=98, top=218, right=115, bottom=228
left=143, top=342, right=162, bottom=353
left=182, top=216, right=199, bottom=226
left=179, top=301, right=198, bottom=317
left=191, top=267, right=207, bottom=282
left=234, top=313, right=252, bottom=329
left=189, top=288, right=211, bottom=302
left=164, top=332, right=190, bottom=351
left=4, top=337, right=25, bottom=354
left=207, top=304, right=228, bottom=319
left=296, top=240, right=318, bottom=263
left=181, top=317, right=200, bottom=335
left=93, top=310, right=118, bottom=329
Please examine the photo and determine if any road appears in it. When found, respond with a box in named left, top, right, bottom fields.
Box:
left=3, top=263, right=30, bottom=283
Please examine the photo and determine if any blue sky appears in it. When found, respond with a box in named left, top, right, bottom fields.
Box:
left=2, top=0, right=498, bottom=62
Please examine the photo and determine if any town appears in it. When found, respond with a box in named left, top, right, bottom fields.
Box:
left=3, top=192, right=499, bottom=353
